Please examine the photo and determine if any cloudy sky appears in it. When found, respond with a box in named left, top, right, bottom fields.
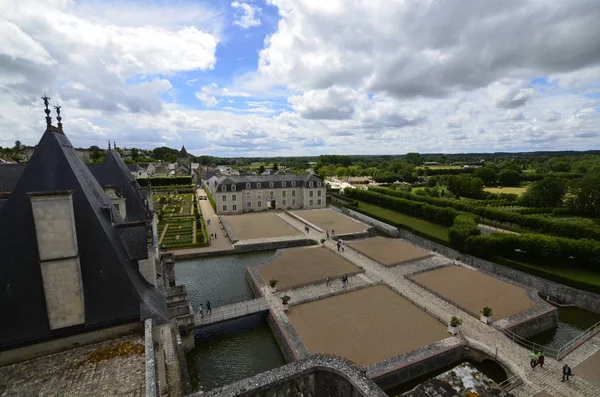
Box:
left=1, top=0, right=600, bottom=156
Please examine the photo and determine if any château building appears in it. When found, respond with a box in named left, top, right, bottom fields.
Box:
left=209, top=174, right=326, bottom=215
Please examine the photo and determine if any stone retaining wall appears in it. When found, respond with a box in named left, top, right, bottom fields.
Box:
left=340, top=206, right=600, bottom=314
left=267, top=310, right=309, bottom=362
left=505, top=309, right=559, bottom=340
left=219, top=216, right=237, bottom=243
left=145, top=319, right=158, bottom=397
left=285, top=211, right=324, bottom=233
left=194, top=354, right=388, bottom=397
left=234, top=238, right=317, bottom=253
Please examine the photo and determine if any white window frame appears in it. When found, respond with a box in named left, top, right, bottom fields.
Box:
left=292, top=190, right=296, bottom=197
left=257, top=182, right=261, bottom=188
left=222, top=195, right=227, bottom=202
left=246, top=201, right=251, bottom=208
left=221, top=185, right=226, bottom=192
left=232, top=194, right=237, bottom=201
left=317, top=182, right=321, bottom=187
left=258, top=201, right=262, bottom=208
left=246, top=183, right=251, bottom=189
left=291, top=181, right=296, bottom=187
left=317, top=190, right=322, bottom=197
left=232, top=204, right=237, bottom=211
left=269, top=182, right=274, bottom=188
left=309, top=191, right=314, bottom=197
left=309, top=200, right=313, bottom=206
left=223, top=204, right=227, bottom=211
left=232, top=184, right=236, bottom=191
left=282, top=182, right=286, bottom=187
left=282, top=191, right=287, bottom=197
left=309, top=182, right=314, bottom=187
left=317, top=199, right=321, bottom=205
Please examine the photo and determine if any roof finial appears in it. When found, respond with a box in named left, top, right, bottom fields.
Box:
left=108, top=140, right=111, bottom=150
left=41, top=93, right=52, bottom=129
left=54, top=103, right=63, bottom=131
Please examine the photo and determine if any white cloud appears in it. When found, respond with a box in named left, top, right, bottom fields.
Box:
left=231, top=1, right=261, bottom=29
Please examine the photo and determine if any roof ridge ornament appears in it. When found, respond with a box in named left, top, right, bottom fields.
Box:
left=54, top=103, right=63, bottom=131
left=41, top=93, right=52, bottom=129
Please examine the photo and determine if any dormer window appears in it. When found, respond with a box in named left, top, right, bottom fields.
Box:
left=282, top=182, right=286, bottom=187
left=317, top=182, right=321, bottom=187
left=291, top=181, right=296, bottom=187
left=246, top=183, right=251, bottom=189
left=269, top=182, right=274, bottom=188
left=257, top=182, right=261, bottom=188
left=232, top=185, right=236, bottom=191
left=221, top=185, right=226, bottom=192
left=309, top=182, right=314, bottom=187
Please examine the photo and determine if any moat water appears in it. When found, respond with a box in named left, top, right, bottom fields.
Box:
left=176, top=252, right=286, bottom=392
left=528, top=305, right=600, bottom=352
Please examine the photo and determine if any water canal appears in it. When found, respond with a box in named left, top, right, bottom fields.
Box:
left=385, top=359, right=508, bottom=396
left=528, top=305, right=600, bottom=352
left=176, top=252, right=286, bottom=392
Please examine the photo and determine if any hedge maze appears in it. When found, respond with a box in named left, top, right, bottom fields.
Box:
left=155, top=192, right=207, bottom=248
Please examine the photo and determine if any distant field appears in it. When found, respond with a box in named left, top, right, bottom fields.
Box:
left=484, top=186, right=527, bottom=196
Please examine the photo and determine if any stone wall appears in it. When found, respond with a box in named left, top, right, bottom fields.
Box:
left=219, top=215, right=237, bottom=243
left=340, top=206, right=600, bottom=314
left=506, top=309, right=559, bottom=340
left=145, top=319, right=158, bottom=397
left=233, top=238, right=317, bottom=253
left=267, top=310, right=308, bottom=362
left=193, top=354, right=388, bottom=397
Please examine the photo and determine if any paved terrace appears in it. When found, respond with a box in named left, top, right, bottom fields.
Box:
left=223, top=212, right=302, bottom=241
left=347, top=236, right=432, bottom=266
left=291, top=208, right=369, bottom=235
left=269, top=211, right=600, bottom=397
left=0, top=335, right=145, bottom=397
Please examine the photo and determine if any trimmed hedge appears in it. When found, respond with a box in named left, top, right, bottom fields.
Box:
left=205, top=187, right=217, bottom=212
left=423, top=168, right=475, bottom=176
left=138, top=176, right=192, bottom=187
left=369, top=186, right=600, bottom=240
left=344, top=188, right=460, bottom=226
left=331, top=192, right=358, bottom=206
left=449, top=215, right=480, bottom=249
left=464, top=233, right=600, bottom=268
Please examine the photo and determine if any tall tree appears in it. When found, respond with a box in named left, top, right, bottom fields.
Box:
left=272, top=162, right=279, bottom=171
left=497, top=169, right=521, bottom=187
left=521, top=177, right=566, bottom=207
left=258, top=165, right=265, bottom=174
left=13, top=140, right=21, bottom=151
left=568, top=174, right=600, bottom=215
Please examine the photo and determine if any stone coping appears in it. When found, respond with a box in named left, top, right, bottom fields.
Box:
left=285, top=210, right=324, bottom=233
left=193, top=354, right=388, bottom=397
left=268, top=308, right=310, bottom=361
left=219, top=215, right=237, bottom=243
left=288, top=280, right=383, bottom=307
left=145, top=319, right=158, bottom=397
left=234, top=237, right=317, bottom=254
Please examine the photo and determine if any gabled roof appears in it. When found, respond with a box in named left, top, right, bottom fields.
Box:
left=126, top=164, right=140, bottom=172
left=0, top=126, right=166, bottom=350
left=88, top=149, right=149, bottom=223
left=216, top=174, right=323, bottom=190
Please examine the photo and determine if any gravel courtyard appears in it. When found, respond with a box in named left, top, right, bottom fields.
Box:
left=348, top=237, right=432, bottom=266
left=292, top=208, right=368, bottom=235
left=222, top=212, right=301, bottom=240
left=258, top=247, right=359, bottom=290
left=286, top=285, right=448, bottom=366
left=409, top=266, right=538, bottom=320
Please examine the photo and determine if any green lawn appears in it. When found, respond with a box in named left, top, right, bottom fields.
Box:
left=483, top=186, right=527, bottom=196
left=351, top=200, right=450, bottom=243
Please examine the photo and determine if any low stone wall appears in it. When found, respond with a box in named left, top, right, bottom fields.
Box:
left=267, top=309, right=309, bottom=362
left=505, top=308, right=559, bottom=340
left=219, top=216, right=238, bottom=243
left=371, top=344, right=465, bottom=391
left=234, top=238, right=317, bottom=253
left=285, top=210, right=324, bottom=233
left=246, top=266, right=266, bottom=298
left=340, top=206, right=600, bottom=314
left=145, top=319, right=158, bottom=397
left=331, top=230, right=373, bottom=242
left=194, top=354, right=388, bottom=397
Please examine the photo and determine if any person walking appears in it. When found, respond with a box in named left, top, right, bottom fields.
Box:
left=537, top=351, right=545, bottom=368
left=206, top=300, right=212, bottom=314
left=326, top=230, right=330, bottom=239
left=341, top=240, right=345, bottom=252
left=326, top=276, right=330, bottom=286
left=530, top=351, right=538, bottom=368
left=332, top=229, right=335, bottom=236
left=562, top=364, right=572, bottom=382
left=199, top=303, right=204, bottom=319
left=337, top=240, right=341, bottom=252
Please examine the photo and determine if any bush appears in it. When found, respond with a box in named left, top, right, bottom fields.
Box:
left=281, top=295, right=291, bottom=305
left=482, top=307, right=493, bottom=317
left=449, top=215, right=480, bottom=249
left=450, top=316, right=462, bottom=327
left=269, top=279, right=278, bottom=288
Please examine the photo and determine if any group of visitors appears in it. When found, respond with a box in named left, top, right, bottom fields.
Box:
left=210, top=233, right=218, bottom=240
left=325, top=229, right=335, bottom=239
left=198, top=300, right=212, bottom=319
left=336, top=239, right=345, bottom=252
left=529, top=351, right=545, bottom=368
left=528, top=351, right=573, bottom=382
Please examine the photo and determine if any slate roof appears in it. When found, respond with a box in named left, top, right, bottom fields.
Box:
left=0, top=164, right=26, bottom=193
left=178, top=145, right=188, bottom=158
left=126, top=164, right=140, bottom=172
left=216, top=174, right=323, bottom=190
left=0, top=125, right=167, bottom=350
left=88, top=150, right=149, bottom=223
